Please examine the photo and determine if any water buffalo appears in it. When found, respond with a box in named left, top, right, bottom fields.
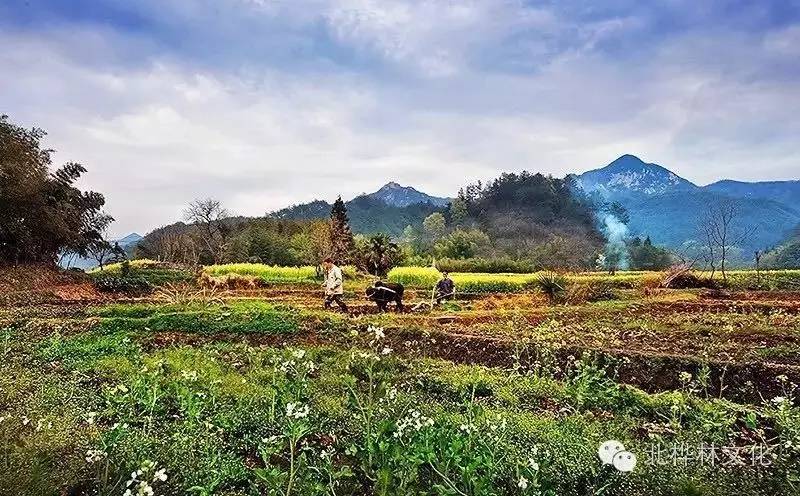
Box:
left=366, top=281, right=404, bottom=312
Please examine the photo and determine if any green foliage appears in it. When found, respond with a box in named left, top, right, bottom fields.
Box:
left=534, top=272, right=567, bottom=303
left=92, top=274, right=153, bottom=294
left=1, top=312, right=798, bottom=495
left=434, top=228, right=492, bottom=259
left=329, top=196, right=356, bottom=264
left=430, top=257, right=539, bottom=273
left=628, top=236, right=673, bottom=270
left=456, top=172, right=602, bottom=267
left=0, top=115, right=111, bottom=264
left=763, top=228, right=800, bottom=269
left=355, top=233, right=404, bottom=277
left=93, top=301, right=300, bottom=335
left=91, top=259, right=194, bottom=286
left=272, top=195, right=443, bottom=238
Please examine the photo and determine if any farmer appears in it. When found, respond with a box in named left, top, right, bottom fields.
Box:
left=322, top=257, right=348, bottom=312
left=434, top=271, right=456, bottom=305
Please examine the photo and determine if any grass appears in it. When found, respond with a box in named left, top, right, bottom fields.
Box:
left=90, top=259, right=195, bottom=285
left=3, top=320, right=798, bottom=495
left=89, top=300, right=300, bottom=335
left=4, top=267, right=800, bottom=494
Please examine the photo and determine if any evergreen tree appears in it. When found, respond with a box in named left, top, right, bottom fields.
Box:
left=329, top=196, right=355, bottom=264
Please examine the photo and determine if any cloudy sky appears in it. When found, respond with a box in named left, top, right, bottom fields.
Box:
left=2, top=0, right=799, bottom=236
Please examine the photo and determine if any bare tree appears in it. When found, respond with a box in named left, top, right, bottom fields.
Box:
left=696, top=198, right=754, bottom=281
left=184, top=198, right=230, bottom=264
left=87, top=239, right=124, bottom=270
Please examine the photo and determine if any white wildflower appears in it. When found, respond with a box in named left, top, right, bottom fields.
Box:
left=381, top=347, right=393, bottom=355
left=369, top=325, right=385, bottom=340
left=85, top=449, right=107, bottom=464
left=286, top=402, right=310, bottom=420
left=517, top=476, right=529, bottom=490
left=180, top=370, right=198, bottom=381
left=85, top=411, right=98, bottom=425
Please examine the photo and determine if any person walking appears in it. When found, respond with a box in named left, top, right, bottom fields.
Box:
left=434, top=271, right=456, bottom=305
left=322, top=257, right=348, bottom=312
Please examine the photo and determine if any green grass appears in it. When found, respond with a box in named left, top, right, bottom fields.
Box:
left=89, top=300, right=300, bottom=335
left=2, top=326, right=797, bottom=496
left=90, top=259, right=195, bottom=285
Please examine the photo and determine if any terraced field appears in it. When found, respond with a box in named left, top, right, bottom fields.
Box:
left=1, top=265, right=799, bottom=495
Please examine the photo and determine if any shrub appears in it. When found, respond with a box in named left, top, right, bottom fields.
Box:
left=433, top=257, right=538, bottom=273
left=92, top=275, right=152, bottom=294
left=534, top=272, right=567, bottom=303
left=91, top=259, right=195, bottom=286
left=566, top=281, right=617, bottom=304
left=664, top=272, right=718, bottom=289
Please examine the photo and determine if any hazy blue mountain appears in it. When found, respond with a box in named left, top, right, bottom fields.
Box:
left=117, top=233, right=143, bottom=248
left=704, top=179, right=800, bottom=212
left=576, top=154, right=698, bottom=200
left=61, top=232, right=143, bottom=270
left=625, top=192, right=799, bottom=255
left=763, top=226, right=800, bottom=269
left=367, top=182, right=450, bottom=207
left=576, top=155, right=800, bottom=257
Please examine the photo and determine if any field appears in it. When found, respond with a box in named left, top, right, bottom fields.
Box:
left=2, top=264, right=800, bottom=495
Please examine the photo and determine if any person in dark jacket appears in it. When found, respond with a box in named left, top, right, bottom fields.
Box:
left=434, top=271, right=455, bottom=305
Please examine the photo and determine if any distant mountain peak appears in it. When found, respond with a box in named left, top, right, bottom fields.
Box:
left=577, top=155, right=697, bottom=198
left=117, top=233, right=143, bottom=247
left=368, top=182, right=450, bottom=207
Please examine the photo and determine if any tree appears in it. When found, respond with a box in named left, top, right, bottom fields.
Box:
left=434, top=228, right=490, bottom=259
left=184, top=198, right=230, bottom=264
left=0, top=115, right=111, bottom=264
left=696, top=199, right=754, bottom=280
left=87, top=238, right=126, bottom=270
left=356, top=234, right=403, bottom=277
left=449, top=197, right=468, bottom=226
left=329, top=196, right=355, bottom=264
left=628, top=236, right=673, bottom=270
left=422, top=212, right=447, bottom=251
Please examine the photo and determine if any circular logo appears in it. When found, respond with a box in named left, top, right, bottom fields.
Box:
left=598, top=440, right=624, bottom=465
left=612, top=450, right=637, bottom=472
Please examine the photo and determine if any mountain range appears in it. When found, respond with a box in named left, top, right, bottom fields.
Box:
left=126, top=155, right=799, bottom=267
left=272, top=154, right=799, bottom=259
left=575, top=155, right=800, bottom=256
left=270, top=182, right=448, bottom=236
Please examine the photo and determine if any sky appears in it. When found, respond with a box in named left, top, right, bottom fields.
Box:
left=2, top=0, right=799, bottom=237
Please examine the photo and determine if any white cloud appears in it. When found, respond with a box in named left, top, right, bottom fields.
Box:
left=1, top=1, right=798, bottom=237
